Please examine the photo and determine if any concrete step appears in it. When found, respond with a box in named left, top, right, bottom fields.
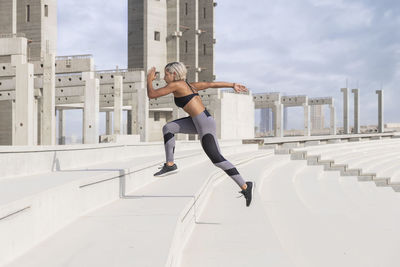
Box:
left=0, top=142, right=258, bottom=266
left=2, top=149, right=271, bottom=267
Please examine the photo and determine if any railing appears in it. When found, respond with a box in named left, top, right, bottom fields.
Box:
left=0, top=33, right=26, bottom=38
left=56, top=54, right=92, bottom=60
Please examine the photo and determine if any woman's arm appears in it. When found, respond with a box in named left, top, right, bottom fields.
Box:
left=190, top=81, right=248, bottom=93
left=147, top=67, right=178, bottom=99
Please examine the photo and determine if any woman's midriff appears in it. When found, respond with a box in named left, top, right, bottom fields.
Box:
left=183, top=95, right=206, bottom=117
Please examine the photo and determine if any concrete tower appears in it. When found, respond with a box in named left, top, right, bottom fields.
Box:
left=0, top=0, right=57, bottom=61
left=128, top=0, right=215, bottom=82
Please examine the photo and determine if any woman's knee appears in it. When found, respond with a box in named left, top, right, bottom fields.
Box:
left=163, top=123, right=174, bottom=135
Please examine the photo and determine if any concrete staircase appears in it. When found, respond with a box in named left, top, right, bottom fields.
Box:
left=0, top=140, right=259, bottom=267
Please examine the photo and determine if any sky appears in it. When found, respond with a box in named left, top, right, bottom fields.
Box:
left=57, top=0, right=400, bottom=138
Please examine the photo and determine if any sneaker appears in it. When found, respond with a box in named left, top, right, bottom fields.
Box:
left=154, top=163, right=178, bottom=177
left=239, top=181, right=254, bottom=207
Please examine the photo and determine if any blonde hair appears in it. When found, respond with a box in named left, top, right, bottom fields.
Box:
left=165, top=62, right=187, bottom=81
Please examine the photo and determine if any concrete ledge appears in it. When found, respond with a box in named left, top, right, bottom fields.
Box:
left=304, top=140, right=320, bottom=147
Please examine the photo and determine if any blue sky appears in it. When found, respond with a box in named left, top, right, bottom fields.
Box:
left=57, top=0, right=400, bottom=138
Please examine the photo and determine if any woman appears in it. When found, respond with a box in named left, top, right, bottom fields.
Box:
left=147, top=62, right=254, bottom=207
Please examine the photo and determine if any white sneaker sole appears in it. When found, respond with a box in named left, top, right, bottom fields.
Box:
left=154, top=170, right=178, bottom=177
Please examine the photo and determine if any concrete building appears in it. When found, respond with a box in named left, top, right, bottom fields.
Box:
left=128, top=0, right=215, bottom=82
left=311, top=105, right=325, bottom=130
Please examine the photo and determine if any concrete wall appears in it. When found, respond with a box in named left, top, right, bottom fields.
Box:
left=16, top=0, right=57, bottom=59
left=198, top=0, right=215, bottom=82
left=0, top=100, right=13, bottom=145
left=148, top=110, right=172, bottom=142
left=0, top=0, right=16, bottom=35
left=128, top=0, right=145, bottom=69
left=180, top=0, right=198, bottom=82
left=218, top=92, right=255, bottom=139
left=128, top=0, right=167, bottom=73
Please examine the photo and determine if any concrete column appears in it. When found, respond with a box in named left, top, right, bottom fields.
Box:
left=352, top=88, right=359, bottom=134
left=106, top=111, right=112, bottom=135
left=137, top=71, right=148, bottom=141
left=303, top=104, right=310, bottom=136
left=82, top=72, right=100, bottom=144
left=340, top=88, right=349, bottom=134
left=376, top=90, right=384, bottom=133
left=113, top=76, right=123, bottom=135
left=41, top=53, right=56, bottom=145
left=127, top=110, right=132, bottom=134
left=12, top=54, right=35, bottom=145
left=58, top=109, right=66, bottom=145
left=273, top=102, right=283, bottom=137
left=330, top=104, right=336, bottom=135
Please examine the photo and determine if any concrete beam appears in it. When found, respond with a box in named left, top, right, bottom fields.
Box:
left=352, top=88, right=359, bottom=134
left=303, top=104, right=310, bottom=136
left=12, top=54, right=35, bottom=145
left=82, top=72, right=100, bottom=144
left=376, top=90, right=384, bottom=133
left=113, top=76, right=123, bottom=134
left=0, top=37, right=27, bottom=57
left=58, top=109, right=65, bottom=145
left=41, top=53, right=56, bottom=145
left=340, top=88, right=349, bottom=134
left=330, top=103, right=336, bottom=135
left=273, top=102, right=283, bottom=137
left=136, top=71, right=148, bottom=141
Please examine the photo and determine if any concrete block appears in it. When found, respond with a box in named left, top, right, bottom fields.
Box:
left=274, top=148, right=291, bottom=154
left=357, top=175, right=374, bottom=181
left=304, top=140, right=320, bottom=147
left=307, top=155, right=320, bottom=165
left=374, top=177, right=389, bottom=187
left=341, top=168, right=361, bottom=176
left=327, top=163, right=346, bottom=172
left=0, top=37, right=27, bottom=56
left=327, top=139, right=341, bottom=144
left=282, top=142, right=299, bottom=148
left=290, top=151, right=306, bottom=160
left=349, top=137, right=361, bottom=142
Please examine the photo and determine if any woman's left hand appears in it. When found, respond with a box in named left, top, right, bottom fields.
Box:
left=147, top=67, right=157, bottom=81
left=233, top=83, right=248, bottom=93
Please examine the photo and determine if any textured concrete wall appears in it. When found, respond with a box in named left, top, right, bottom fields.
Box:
left=0, top=0, right=16, bottom=34
left=128, top=0, right=145, bottom=69
left=148, top=110, right=172, bottom=141
left=180, top=0, right=198, bottom=82
left=219, top=92, right=255, bottom=139
left=0, top=100, right=13, bottom=145
left=167, top=0, right=180, bottom=63
left=16, top=0, right=57, bottom=59
left=198, top=0, right=215, bottom=82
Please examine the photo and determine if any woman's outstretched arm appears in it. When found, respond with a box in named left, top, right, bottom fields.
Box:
left=147, top=67, right=178, bottom=99
left=190, top=81, right=248, bottom=93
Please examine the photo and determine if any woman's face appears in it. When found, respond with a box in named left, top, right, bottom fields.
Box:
left=164, top=70, right=175, bottom=84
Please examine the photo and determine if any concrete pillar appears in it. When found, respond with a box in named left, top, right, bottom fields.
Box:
left=106, top=111, right=112, bottom=135
left=303, top=104, right=310, bottom=136
left=340, top=88, right=349, bottom=134
left=82, top=72, right=100, bottom=144
left=127, top=110, right=132, bottom=134
left=0, top=0, right=17, bottom=34
left=12, top=54, right=35, bottom=145
left=330, top=104, right=336, bottom=135
left=376, top=90, right=384, bottom=133
left=41, top=53, right=56, bottom=145
left=137, top=71, right=148, bottom=141
left=352, top=88, right=359, bottom=134
left=58, top=109, right=65, bottom=145
left=273, top=102, right=283, bottom=137
left=113, top=76, right=123, bottom=135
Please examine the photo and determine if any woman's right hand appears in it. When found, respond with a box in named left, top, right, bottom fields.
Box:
left=147, top=67, right=157, bottom=81
left=233, top=83, right=248, bottom=93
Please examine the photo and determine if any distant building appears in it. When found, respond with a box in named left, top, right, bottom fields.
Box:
left=128, top=0, right=216, bottom=82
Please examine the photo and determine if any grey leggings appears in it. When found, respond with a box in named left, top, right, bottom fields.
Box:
left=162, top=109, right=246, bottom=188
